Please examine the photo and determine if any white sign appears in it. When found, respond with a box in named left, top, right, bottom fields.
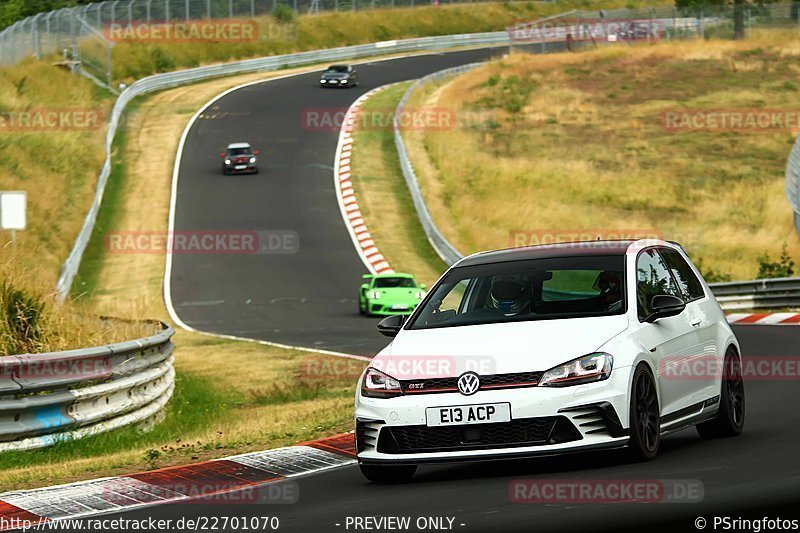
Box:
left=1, top=191, right=26, bottom=230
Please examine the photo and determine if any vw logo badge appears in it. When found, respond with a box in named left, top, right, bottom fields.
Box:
left=457, top=372, right=480, bottom=396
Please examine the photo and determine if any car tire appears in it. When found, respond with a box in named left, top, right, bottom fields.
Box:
left=358, top=299, right=366, bottom=315
left=359, top=464, right=416, bottom=483
left=628, top=364, right=660, bottom=461
left=697, top=348, right=745, bottom=439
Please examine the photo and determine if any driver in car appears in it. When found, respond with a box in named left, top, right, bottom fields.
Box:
left=594, top=271, right=623, bottom=312
left=490, top=274, right=533, bottom=316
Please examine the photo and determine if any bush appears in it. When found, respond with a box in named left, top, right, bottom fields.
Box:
left=1, top=282, right=45, bottom=355
left=757, top=243, right=795, bottom=279
left=694, top=257, right=731, bottom=283
left=273, top=4, right=296, bottom=23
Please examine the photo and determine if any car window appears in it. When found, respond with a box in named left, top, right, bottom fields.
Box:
left=660, top=249, right=705, bottom=302
left=374, top=277, right=416, bottom=288
left=228, top=148, right=250, bottom=156
left=636, top=249, right=681, bottom=320
left=408, top=255, right=626, bottom=330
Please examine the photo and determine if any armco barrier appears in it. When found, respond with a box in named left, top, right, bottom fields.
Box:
left=55, top=31, right=513, bottom=300
left=392, top=64, right=800, bottom=311
left=786, top=133, right=800, bottom=233
left=0, top=322, right=174, bottom=452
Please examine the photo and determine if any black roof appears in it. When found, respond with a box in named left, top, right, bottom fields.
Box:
left=456, top=240, right=637, bottom=268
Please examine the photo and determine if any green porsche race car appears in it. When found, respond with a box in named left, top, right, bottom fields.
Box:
left=358, top=273, right=426, bottom=317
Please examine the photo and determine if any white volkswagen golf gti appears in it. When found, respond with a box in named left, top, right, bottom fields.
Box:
left=354, top=240, right=745, bottom=482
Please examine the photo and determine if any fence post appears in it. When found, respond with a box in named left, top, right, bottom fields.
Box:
left=166, top=0, right=171, bottom=22
left=230, top=0, right=234, bottom=18
left=185, top=0, right=190, bottom=20
left=128, top=0, right=134, bottom=25
left=700, top=9, right=704, bottom=39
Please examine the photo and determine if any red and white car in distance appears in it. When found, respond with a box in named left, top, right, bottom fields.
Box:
left=355, top=239, right=745, bottom=482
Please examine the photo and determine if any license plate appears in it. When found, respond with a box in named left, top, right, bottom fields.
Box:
left=390, top=304, right=409, bottom=310
left=235, top=165, right=247, bottom=170
left=426, top=403, right=511, bottom=427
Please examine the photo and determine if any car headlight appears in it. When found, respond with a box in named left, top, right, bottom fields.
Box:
left=224, top=159, right=231, bottom=165
left=368, top=291, right=381, bottom=299
left=361, top=368, right=402, bottom=398
left=249, top=157, right=256, bottom=163
left=539, top=353, right=613, bottom=387
left=414, top=291, right=425, bottom=299
left=321, top=79, right=327, bottom=83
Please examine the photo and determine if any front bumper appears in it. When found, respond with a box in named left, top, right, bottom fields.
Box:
left=355, top=367, right=631, bottom=464
left=224, top=165, right=257, bottom=174
left=365, top=300, right=418, bottom=316
left=320, top=79, right=350, bottom=87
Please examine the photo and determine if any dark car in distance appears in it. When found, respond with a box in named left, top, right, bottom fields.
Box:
left=319, top=65, right=358, bottom=88
left=220, top=142, right=259, bottom=175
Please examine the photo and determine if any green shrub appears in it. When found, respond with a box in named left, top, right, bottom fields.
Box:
left=694, top=258, right=732, bottom=283
left=1, top=282, right=45, bottom=355
left=273, top=4, right=296, bottom=23
left=757, top=242, right=795, bottom=279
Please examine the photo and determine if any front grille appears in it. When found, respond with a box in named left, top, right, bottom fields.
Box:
left=400, top=371, right=543, bottom=394
left=377, top=416, right=580, bottom=454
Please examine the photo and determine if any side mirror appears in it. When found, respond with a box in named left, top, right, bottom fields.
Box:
left=377, top=314, right=405, bottom=337
left=419, top=283, right=427, bottom=289
left=362, top=274, right=373, bottom=280
left=254, top=149, right=260, bottom=155
left=645, top=294, right=686, bottom=323
left=219, top=152, right=225, bottom=157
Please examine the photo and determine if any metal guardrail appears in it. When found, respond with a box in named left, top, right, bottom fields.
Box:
left=393, top=63, right=479, bottom=266
left=55, top=31, right=513, bottom=299
left=707, top=277, right=800, bottom=310
left=786, top=134, right=800, bottom=234
left=393, top=63, right=800, bottom=311
left=0, top=322, right=174, bottom=452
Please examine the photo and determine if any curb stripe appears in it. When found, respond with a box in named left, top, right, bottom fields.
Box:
left=726, top=313, right=800, bottom=325
left=0, top=433, right=357, bottom=528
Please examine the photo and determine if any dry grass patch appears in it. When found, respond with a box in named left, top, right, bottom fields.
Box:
left=349, top=83, right=447, bottom=286
left=410, top=30, right=800, bottom=280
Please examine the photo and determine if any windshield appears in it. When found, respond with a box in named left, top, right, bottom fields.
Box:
left=326, top=65, right=348, bottom=73
left=374, top=277, right=416, bottom=289
left=408, top=255, right=626, bottom=330
left=227, top=147, right=250, bottom=156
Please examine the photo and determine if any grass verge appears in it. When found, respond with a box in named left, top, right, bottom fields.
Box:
left=0, top=66, right=372, bottom=491
left=405, top=30, right=800, bottom=280
left=349, top=82, right=448, bottom=285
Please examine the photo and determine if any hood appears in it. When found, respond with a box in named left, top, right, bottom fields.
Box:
left=373, top=315, right=629, bottom=379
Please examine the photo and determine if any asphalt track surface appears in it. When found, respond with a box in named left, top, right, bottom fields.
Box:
left=101, top=326, right=798, bottom=532
left=149, top=48, right=800, bottom=531
left=168, top=47, right=512, bottom=356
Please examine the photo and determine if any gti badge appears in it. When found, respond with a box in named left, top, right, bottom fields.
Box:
left=457, top=372, right=480, bottom=396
